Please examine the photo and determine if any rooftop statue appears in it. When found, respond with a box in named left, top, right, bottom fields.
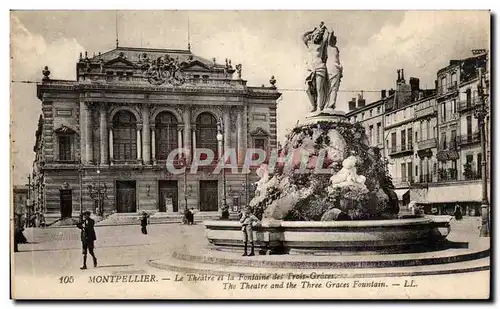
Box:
left=303, top=22, right=343, bottom=116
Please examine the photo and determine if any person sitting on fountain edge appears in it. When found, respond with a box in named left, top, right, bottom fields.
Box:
left=240, top=207, right=261, bottom=257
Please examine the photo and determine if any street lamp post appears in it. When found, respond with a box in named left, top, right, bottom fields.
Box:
left=97, top=168, right=101, bottom=215
left=183, top=157, right=188, bottom=210
left=78, top=165, right=83, bottom=215
left=216, top=118, right=228, bottom=218
left=474, top=66, right=490, bottom=237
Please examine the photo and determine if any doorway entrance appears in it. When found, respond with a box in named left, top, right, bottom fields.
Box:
left=199, top=180, right=218, bottom=211
left=116, top=181, right=137, bottom=213
left=60, top=189, right=72, bottom=218
left=158, top=180, right=179, bottom=212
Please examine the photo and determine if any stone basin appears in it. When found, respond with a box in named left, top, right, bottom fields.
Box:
left=204, top=216, right=452, bottom=255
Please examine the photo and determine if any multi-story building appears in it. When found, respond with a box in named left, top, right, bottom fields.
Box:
left=12, top=185, right=29, bottom=228
left=346, top=92, right=385, bottom=150
left=347, top=69, right=436, bottom=209
left=383, top=71, right=436, bottom=207
left=34, top=46, right=280, bottom=223
left=410, top=51, right=490, bottom=216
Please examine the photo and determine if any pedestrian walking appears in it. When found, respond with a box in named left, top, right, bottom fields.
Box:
left=188, top=208, right=195, bottom=225
left=141, top=211, right=150, bottom=234
left=239, top=207, right=261, bottom=257
left=454, top=204, right=463, bottom=221
left=76, top=211, right=97, bottom=270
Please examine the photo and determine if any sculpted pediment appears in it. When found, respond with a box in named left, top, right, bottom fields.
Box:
left=54, top=125, right=77, bottom=134
left=182, top=60, right=212, bottom=71
left=104, top=57, right=136, bottom=68
left=250, top=127, right=269, bottom=137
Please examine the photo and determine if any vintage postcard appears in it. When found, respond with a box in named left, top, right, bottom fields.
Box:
left=10, top=10, right=491, bottom=299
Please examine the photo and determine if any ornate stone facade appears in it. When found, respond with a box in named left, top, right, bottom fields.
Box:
left=35, top=46, right=281, bottom=219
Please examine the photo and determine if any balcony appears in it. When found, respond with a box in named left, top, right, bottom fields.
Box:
left=414, top=105, right=437, bottom=120
left=417, top=138, right=437, bottom=151
left=419, top=174, right=434, bottom=183
left=388, top=144, right=414, bottom=157
left=438, top=82, right=458, bottom=96
left=457, top=99, right=478, bottom=112
left=463, top=167, right=482, bottom=181
left=438, top=168, right=458, bottom=182
left=440, top=112, right=459, bottom=123
left=457, top=132, right=480, bottom=146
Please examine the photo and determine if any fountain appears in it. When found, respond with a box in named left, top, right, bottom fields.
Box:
left=204, top=22, right=451, bottom=255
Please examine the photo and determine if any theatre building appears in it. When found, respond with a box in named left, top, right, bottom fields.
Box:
left=34, top=46, right=280, bottom=223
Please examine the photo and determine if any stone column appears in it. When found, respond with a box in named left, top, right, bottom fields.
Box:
left=79, top=101, right=87, bottom=163
left=136, top=127, right=142, bottom=161
left=85, top=103, right=94, bottom=164
left=151, top=125, right=156, bottom=164
left=108, top=127, right=114, bottom=165
left=192, top=126, right=197, bottom=156
left=223, top=109, right=231, bottom=154
left=177, top=125, right=183, bottom=152
left=237, top=109, right=244, bottom=165
left=142, top=106, right=151, bottom=164
left=99, top=104, right=108, bottom=165
left=182, top=108, right=192, bottom=162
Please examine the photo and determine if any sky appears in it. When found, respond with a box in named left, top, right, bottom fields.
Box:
left=10, top=10, right=490, bottom=185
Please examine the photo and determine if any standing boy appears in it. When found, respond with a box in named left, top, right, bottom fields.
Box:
left=239, top=207, right=261, bottom=256
left=77, top=211, right=97, bottom=270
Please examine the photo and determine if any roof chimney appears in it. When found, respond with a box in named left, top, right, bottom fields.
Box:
left=381, top=89, right=387, bottom=99
left=357, top=93, right=366, bottom=108
left=388, top=88, right=395, bottom=96
left=348, top=98, right=356, bottom=111
left=410, top=77, right=420, bottom=92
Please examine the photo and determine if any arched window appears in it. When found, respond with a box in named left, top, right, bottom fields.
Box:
left=113, top=110, right=137, bottom=161
left=196, top=112, right=218, bottom=157
left=155, top=112, right=178, bottom=160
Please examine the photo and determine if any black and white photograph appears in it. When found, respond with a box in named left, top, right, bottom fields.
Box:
left=9, top=9, right=491, bottom=299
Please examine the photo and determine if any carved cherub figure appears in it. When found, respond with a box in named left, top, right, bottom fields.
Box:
left=329, top=156, right=366, bottom=188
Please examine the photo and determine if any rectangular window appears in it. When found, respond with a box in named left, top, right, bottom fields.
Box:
left=377, top=106, right=381, bottom=114
left=477, top=153, right=482, bottom=178
left=361, top=112, right=365, bottom=120
left=441, top=103, right=446, bottom=121
left=408, top=162, right=413, bottom=182
left=441, top=132, right=447, bottom=149
left=254, top=138, right=266, bottom=151
left=369, top=110, right=373, bottom=117
left=452, top=99, right=457, bottom=114
left=376, top=123, right=381, bottom=144
left=407, top=128, right=413, bottom=149
left=451, top=129, right=457, bottom=149
left=59, top=135, right=72, bottom=161
left=391, top=132, right=397, bottom=152
left=441, top=76, right=447, bottom=93
left=415, top=165, right=419, bottom=177
left=466, top=89, right=472, bottom=106
left=451, top=72, right=457, bottom=88
left=401, top=163, right=407, bottom=182
left=401, top=129, right=406, bottom=151
left=467, top=115, right=473, bottom=137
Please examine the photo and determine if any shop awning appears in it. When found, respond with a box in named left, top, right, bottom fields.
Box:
left=394, top=189, right=409, bottom=200
left=424, top=182, right=488, bottom=203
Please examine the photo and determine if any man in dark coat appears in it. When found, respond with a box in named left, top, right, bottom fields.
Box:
left=77, top=211, right=97, bottom=270
left=141, top=211, right=150, bottom=234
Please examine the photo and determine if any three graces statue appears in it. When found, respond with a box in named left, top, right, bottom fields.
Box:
left=303, top=22, right=343, bottom=115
